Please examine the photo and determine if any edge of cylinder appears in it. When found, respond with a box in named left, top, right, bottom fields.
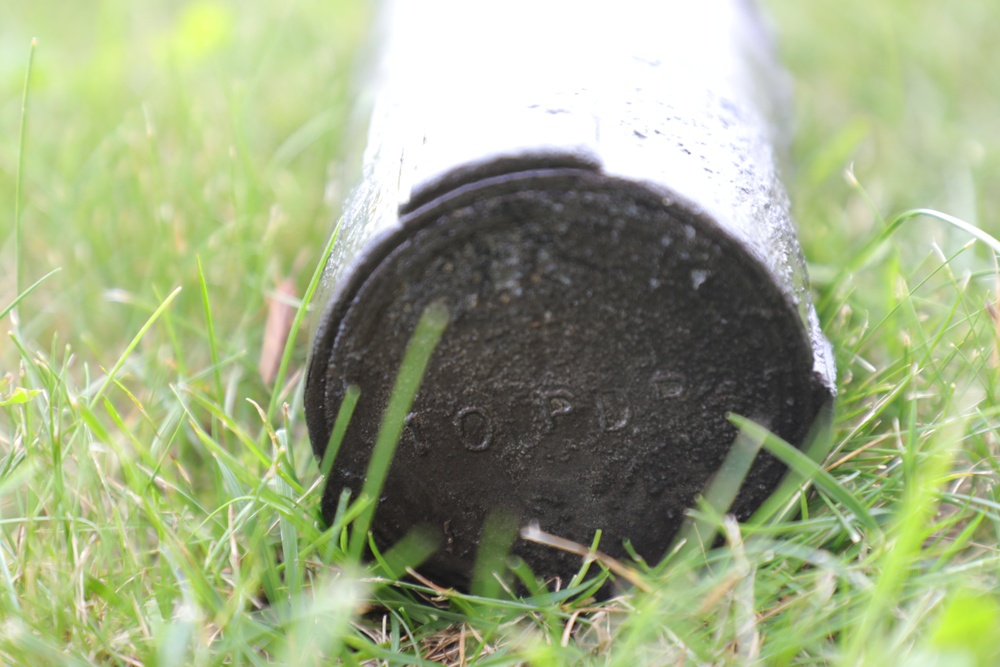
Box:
left=304, top=167, right=836, bottom=473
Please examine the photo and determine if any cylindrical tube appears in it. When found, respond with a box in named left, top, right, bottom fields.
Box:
left=306, top=0, right=836, bottom=587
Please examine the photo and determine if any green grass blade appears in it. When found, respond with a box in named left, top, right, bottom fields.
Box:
left=748, top=404, right=834, bottom=526
left=842, top=413, right=969, bottom=663
left=671, top=422, right=766, bottom=561
left=265, top=217, right=344, bottom=422
left=729, top=414, right=881, bottom=534
left=196, top=257, right=224, bottom=406
left=319, top=384, right=361, bottom=477
left=348, top=300, right=450, bottom=561
left=88, top=286, right=182, bottom=410
left=470, top=512, right=519, bottom=599
left=824, top=206, right=1000, bottom=317
left=890, top=208, right=1000, bottom=255
left=277, top=473, right=301, bottom=602
left=12, top=38, right=37, bottom=323
left=0, top=507, right=20, bottom=613
left=0, top=269, right=60, bottom=324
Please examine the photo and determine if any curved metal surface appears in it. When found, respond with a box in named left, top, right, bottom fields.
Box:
left=305, top=0, right=836, bottom=588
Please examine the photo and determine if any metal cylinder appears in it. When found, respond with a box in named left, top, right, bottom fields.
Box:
left=305, top=0, right=836, bottom=587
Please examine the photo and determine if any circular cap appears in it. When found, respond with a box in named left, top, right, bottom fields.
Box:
left=305, top=169, right=827, bottom=587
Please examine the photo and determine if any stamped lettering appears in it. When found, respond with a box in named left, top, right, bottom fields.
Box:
left=454, top=406, right=494, bottom=452
left=651, top=370, right=686, bottom=400
left=595, top=389, right=631, bottom=431
left=540, top=388, right=574, bottom=432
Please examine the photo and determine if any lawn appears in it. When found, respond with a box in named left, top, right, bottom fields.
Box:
left=2, top=0, right=1000, bottom=664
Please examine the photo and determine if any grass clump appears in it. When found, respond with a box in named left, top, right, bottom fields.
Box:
left=3, top=0, right=1000, bottom=664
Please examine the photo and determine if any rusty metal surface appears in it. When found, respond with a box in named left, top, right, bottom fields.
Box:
left=305, top=0, right=836, bottom=588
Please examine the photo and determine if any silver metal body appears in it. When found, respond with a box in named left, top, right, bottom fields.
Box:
left=306, top=0, right=835, bottom=588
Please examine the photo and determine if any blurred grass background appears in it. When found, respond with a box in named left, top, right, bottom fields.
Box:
left=2, top=0, right=1000, bottom=664
left=1, top=0, right=366, bottom=376
left=773, top=0, right=1000, bottom=283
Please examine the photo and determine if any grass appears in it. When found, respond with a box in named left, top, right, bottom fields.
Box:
left=2, top=0, right=1000, bottom=664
